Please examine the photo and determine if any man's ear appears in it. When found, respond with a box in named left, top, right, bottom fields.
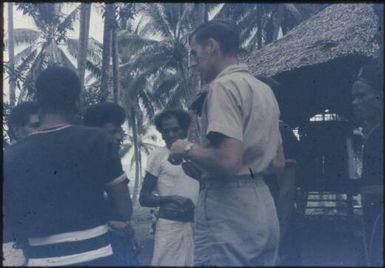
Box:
left=206, top=38, right=220, bottom=56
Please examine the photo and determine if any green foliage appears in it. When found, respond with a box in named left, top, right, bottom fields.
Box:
left=6, top=3, right=81, bottom=102
left=214, top=3, right=324, bottom=54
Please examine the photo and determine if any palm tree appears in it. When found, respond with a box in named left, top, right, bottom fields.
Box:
left=7, top=2, right=16, bottom=107
left=213, top=3, right=324, bottom=55
left=77, top=3, right=91, bottom=91
left=100, top=3, right=114, bottom=102
left=121, top=111, right=159, bottom=205
left=118, top=3, right=198, bottom=109
left=112, top=3, right=136, bottom=104
left=4, top=3, right=81, bottom=101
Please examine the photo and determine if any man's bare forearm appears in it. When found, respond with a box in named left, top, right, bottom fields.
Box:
left=183, top=139, right=243, bottom=177
left=139, top=193, right=173, bottom=208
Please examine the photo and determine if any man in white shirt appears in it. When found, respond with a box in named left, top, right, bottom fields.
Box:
left=139, top=109, right=200, bottom=266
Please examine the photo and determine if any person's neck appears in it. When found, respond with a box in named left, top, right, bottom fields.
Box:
left=213, top=56, right=239, bottom=79
left=39, top=113, right=70, bottom=129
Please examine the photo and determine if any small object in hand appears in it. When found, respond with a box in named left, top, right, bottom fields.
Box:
left=168, top=155, right=183, bottom=165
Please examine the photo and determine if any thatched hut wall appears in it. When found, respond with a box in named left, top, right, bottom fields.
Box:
left=245, top=4, right=381, bottom=127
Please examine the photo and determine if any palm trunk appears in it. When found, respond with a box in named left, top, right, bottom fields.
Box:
left=188, top=3, right=208, bottom=143
left=256, top=7, right=263, bottom=49
left=272, top=5, right=283, bottom=41
left=100, top=3, right=114, bottom=102
left=77, top=3, right=91, bottom=92
left=138, top=150, right=143, bottom=190
left=8, top=2, right=16, bottom=107
left=112, top=25, right=120, bottom=104
left=130, top=107, right=140, bottom=206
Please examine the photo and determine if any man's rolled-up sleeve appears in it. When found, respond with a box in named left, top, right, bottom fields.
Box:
left=206, top=82, right=243, bottom=142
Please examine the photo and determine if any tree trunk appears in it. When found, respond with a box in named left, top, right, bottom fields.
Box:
left=77, top=3, right=91, bottom=89
left=8, top=2, right=16, bottom=107
left=138, top=150, right=143, bottom=190
left=256, top=7, right=263, bottom=49
left=130, top=107, right=140, bottom=206
left=271, top=5, right=283, bottom=42
left=188, top=3, right=208, bottom=143
left=112, top=24, right=120, bottom=104
left=78, top=3, right=91, bottom=92
left=100, top=3, right=114, bottom=102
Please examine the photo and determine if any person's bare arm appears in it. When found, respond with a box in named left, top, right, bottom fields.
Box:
left=105, top=181, right=132, bottom=222
left=105, top=181, right=136, bottom=237
left=139, top=172, right=194, bottom=210
left=169, top=132, right=243, bottom=177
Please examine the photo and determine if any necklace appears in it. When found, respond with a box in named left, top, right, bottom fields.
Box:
left=33, top=124, right=72, bottom=134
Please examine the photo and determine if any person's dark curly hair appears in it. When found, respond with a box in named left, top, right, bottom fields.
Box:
left=83, top=103, right=126, bottom=127
left=189, top=20, right=240, bottom=56
left=7, top=102, right=38, bottom=141
left=35, top=66, right=81, bottom=114
left=154, top=109, right=191, bottom=133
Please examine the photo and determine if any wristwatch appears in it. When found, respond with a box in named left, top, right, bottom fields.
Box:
left=183, top=142, right=193, bottom=157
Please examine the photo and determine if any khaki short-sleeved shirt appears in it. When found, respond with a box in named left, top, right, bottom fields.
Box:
left=198, top=64, right=281, bottom=176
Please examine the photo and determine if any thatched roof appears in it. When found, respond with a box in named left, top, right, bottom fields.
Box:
left=246, top=4, right=380, bottom=78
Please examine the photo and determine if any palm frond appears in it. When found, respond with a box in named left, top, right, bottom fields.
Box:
left=15, top=48, right=38, bottom=76
left=57, top=4, right=81, bottom=42
left=20, top=46, right=47, bottom=99
left=177, top=3, right=194, bottom=39
left=119, top=143, right=133, bottom=158
left=162, top=3, right=182, bottom=36
left=66, top=38, right=103, bottom=64
left=57, top=48, right=77, bottom=71
left=5, top=28, right=40, bottom=47
left=143, top=4, right=173, bottom=39
left=14, top=46, right=37, bottom=65
left=138, top=90, right=155, bottom=119
left=85, top=60, right=102, bottom=79
left=118, top=32, right=158, bottom=58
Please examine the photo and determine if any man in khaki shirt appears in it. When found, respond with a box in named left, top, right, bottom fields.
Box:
left=169, top=20, right=284, bottom=266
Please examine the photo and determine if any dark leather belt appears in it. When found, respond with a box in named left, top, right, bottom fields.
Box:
left=158, top=207, right=194, bottom=223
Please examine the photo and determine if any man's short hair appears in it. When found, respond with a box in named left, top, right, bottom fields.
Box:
left=35, top=66, right=81, bottom=113
left=356, top=64, right=383, bottom=92
left=83, top=103, right=126, bottom=127
left=189, top=20, right=240, bottom=56
left=8, top=102, right=38, bottom=140
left=154, top=109, right=191, bottom=133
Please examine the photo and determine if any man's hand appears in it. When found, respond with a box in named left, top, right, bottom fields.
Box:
left=169, top=139, right=191, bottom=158
left=182, top=161, right=202, bottom=181
left=165, top=195, right=195, bottom=212
left=108, top=220, right=135, bottom=238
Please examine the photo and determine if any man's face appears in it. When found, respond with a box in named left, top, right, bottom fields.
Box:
left=160, top=116, right=186, bottom=148
left=352, top=80, right=383, bottom=124
left=102, top=123, right=124, bottom=149
left=190, top=35, right=216, bottom=83
left=14, top=114, right=40, bottom=141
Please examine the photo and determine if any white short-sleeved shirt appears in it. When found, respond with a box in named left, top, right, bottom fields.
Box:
left=198, top=64, right=282, bottom=176
left=145, top=146, right=200, bottom=206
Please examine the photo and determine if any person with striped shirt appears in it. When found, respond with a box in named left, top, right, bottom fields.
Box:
left=4, top=67, right=133, bottom=266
